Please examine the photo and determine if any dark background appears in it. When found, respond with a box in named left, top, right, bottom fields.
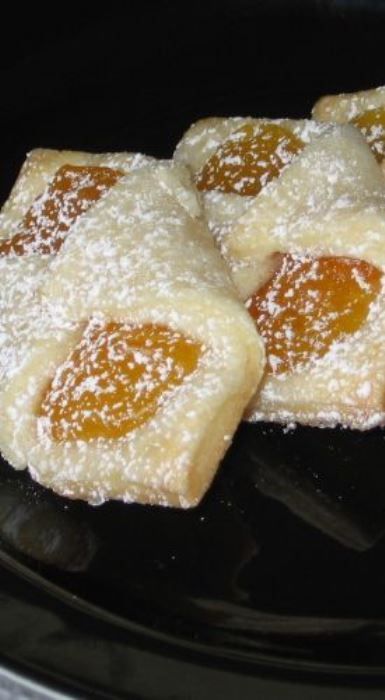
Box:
left=1, top=0, right=385, bottom=198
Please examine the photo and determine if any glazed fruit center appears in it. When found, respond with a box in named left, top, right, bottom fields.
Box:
left=0, top=164, right=122, bottom=256
left=351, top=107, right=385, bottom=162
left=37, top=321, right=201, bottom=442
left=196, top=123, right=304, bottom=196
left=247, top=254, right=382, bottom=375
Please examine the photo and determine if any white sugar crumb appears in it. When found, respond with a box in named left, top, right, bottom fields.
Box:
left=356, top=381, right=372, bottom=399
left=283, top=422, right=297, bottom=433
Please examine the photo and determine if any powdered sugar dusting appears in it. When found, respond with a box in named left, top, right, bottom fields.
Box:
left=37, top=319, right=203, bottom=443
left=174, top=117, right=335, bottom=281
left=176, top=115, right=385, bottom=430
left=0, top=157, right=263, bottom=507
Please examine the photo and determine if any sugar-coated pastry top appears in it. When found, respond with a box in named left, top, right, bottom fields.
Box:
left=174, top=117, right=331, bottom=287
left=175, top=113, right=385, bottom=430
left=0, top=160, right=264, bottom=508
left=247, top=254, right=382, bottom=376
left=3, top=90, right=385, bottom=510
left=175, top=117, right=330, bottom=176
left=0, top=149, right=203, bottom=384
left=40, top=164, right=243, bottom=323
left=227, top=125, right=385, bottom=429
left=248, top=269, right=385, bottom=430
left=226, top=124, right=385, bottom=298
left=0, top=149, right=201, bottom=254
left=312, top=85, right=385, bottom=166
left=0, top=149, right=153, bottom=241
left=312, top=85, right=385, bottom=123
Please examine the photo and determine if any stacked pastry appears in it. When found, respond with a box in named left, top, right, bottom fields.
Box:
left=2, top=86, right=385, bottom=507
left=175, top=103, right=385, bottom=430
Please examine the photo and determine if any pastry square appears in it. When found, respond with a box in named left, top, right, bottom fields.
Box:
left=225, top=124, right=385, bottom=428
left=174, top=116, right=329, bottom=281
left=312, top=85, right=385, bottom=168
left=0, top=162, right=264, bottom=507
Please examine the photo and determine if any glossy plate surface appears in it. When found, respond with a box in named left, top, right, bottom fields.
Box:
left=1, top=2, right=385, bottom=698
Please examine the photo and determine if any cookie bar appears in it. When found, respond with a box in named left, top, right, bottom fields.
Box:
left=0, top=162, right=264, bottom=507
left=226, top=124, right=385, bottom=428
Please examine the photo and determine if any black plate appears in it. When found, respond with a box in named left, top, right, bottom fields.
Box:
left=2, top=3, right=385, bottom=698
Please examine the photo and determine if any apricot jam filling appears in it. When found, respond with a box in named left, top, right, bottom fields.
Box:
left=351, top=107, right=385, bottom=162
left=196, top=123, right=304, bottom=197
left=247, top=254, right=382, bottom=375
left=0, top=164, right=122, bottom=256
left=37, top=321, right=202, bottom=442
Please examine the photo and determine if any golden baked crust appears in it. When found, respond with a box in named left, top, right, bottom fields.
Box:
left=0, top=162, right=264, bottom=507
left=228, top=126, right=385, bottom=428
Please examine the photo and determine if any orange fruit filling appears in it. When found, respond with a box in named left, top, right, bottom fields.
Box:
left=37, top=321, right=202, bottom=442
left=196, top=122, right=304, bottom=197
left=0, top=164, right=122, bottom=256
left=247, top=254, right=382, bottom=375
left=351, top=107, right=385, bottom=162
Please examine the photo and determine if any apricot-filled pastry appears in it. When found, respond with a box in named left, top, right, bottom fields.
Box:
left=0, top=148, right=153, bottom=388
left=174, top=115, right=330, bottom=288
left=312, top=85, right=385, bottom=171
left=226, top=124, right=385, bottom=429
left=0, top=162, right=264, bottom=507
